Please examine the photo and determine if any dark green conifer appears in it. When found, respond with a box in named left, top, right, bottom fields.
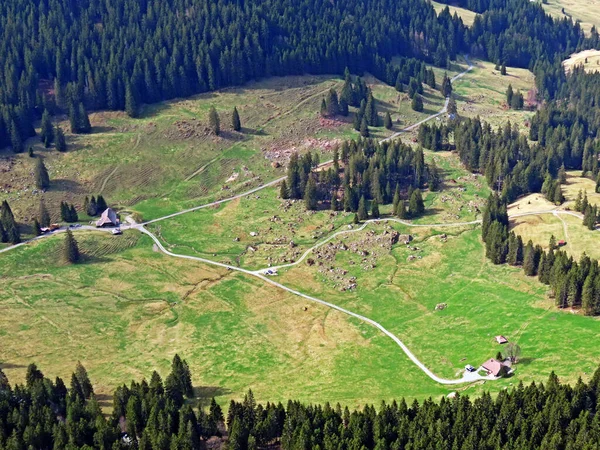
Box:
left=208, top=106, right=220, bottom=136
left=232, top=107, right=242, bottom=131
left=357, top=195, right=368, bottom=220
left=34, top=157, right=50, bottom=190
left=63, top=229, right=80, bottom=263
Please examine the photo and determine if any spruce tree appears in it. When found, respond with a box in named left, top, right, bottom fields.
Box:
left=87, top=195, right=98, bottom=216
left=411, top=94, right=424, bottom=112
left=125, top=83, right=139, bottom=118
left=208, top=106, right=220, bottom=136
left=63, top=229, right=80, bottom=263
left=331, top=194, right=338, bottom=211
left=523, top=240, right=537, bottom=276
left=77, top=103, right=92, bottom=133
left=304, top=177, right=318, bottom=210
left=357, top=196, right=368, bottom=220
left=384, top=112, right=392, bottom=130
left=506, top=84, right=514, bottom=106
left=396, top=201, right=407, bottom=219
left=0, top=220, right=7, bottom=243
left=55, top=126, right=67, bottom=152
left=39, top=200, right=51, bottom=227
left=96, top=195, right=107, bottom=212
left=408, top=189, right=425, bottom=217
left=326, top=89, right=339, bottom=117
left=371, top=199, right=380, bottom=219
left=10, top=124, right=23, bottom=153
left=360, top=118, right=369, bottom=137
left=33, top=218, right=41, bottom=236
left=279, top=180, right=289, bottom=199
left=34, top=158, right=50, bottom=190
left=232, top=107, right=242, bottom=131
left=41, top=109, right=54, bottom=147
left=28, top=146, right=34, bottom=157
left=320, top=98, right=328, bottom=117
left=501, top=64, right=507, bottom=75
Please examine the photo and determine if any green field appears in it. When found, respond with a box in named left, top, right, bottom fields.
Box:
left=539, top=0, right=600, bottom=35
left=0, top=73, right=451, bottom=236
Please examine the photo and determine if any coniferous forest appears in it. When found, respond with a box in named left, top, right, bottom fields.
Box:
left=2, top=360, right=600, bottom=449
left=0, top=0, right=596, bottom=151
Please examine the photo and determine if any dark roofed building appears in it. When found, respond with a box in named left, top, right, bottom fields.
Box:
left=96, top=208, right=118, bottom=227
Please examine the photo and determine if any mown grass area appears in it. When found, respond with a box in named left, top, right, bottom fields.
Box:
left=539, top=0, right=600, bottom=35
left=277, top=223, right=600, bottom=388
left=0, top=230, right=461, bottom=408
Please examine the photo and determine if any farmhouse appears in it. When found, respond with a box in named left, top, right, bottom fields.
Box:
left=495, top=335, right=508, bottom=344
left=482, top=358, right=510, bottom=377
left=96, top=208, right=119, bottom=227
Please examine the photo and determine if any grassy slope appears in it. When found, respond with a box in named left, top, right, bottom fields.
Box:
left=431, top=1, right=478, bottom=26
left=0, top=231, right=456, bottom=407
left=539, top=0, right=600, bottom=35
left=509, top=172, right=600, bottom=260
left=0, top=74, right=449, bottom=234
left=277, top=224, right=600, bottom=388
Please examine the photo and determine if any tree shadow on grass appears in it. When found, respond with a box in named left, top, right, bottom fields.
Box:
left=0, top=362, right=27, bottom=370
left=194, top=386, right=233, bottom=408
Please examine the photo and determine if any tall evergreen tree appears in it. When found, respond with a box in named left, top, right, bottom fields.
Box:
left=40, top=109, right=54, bottom=147
left=357, top=195, right=368, bottom=220
left=34, top=157, right=50, bottom=189
left=208, top=106, right=220, bottom=136
left=232, top=107, right=242, bottom=132
left=63, top=229, right=80, bottom=263
left=55, top=126, right=67, bottom=152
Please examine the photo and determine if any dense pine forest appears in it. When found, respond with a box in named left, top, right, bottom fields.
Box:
left=1, top=360, right=600, bottom=449
left=282, top=138, right=430, bottom=220
left=0, top=0, right=594, bottom=151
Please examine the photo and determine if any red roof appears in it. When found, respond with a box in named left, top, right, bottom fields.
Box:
left=482, top=359, right=507, bottom=377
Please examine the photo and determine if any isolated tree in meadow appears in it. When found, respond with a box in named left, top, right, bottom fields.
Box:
left=505, top=342, right=521, bottom=363
left=208, top=106, right=220, bottom=136
left=39, top=200, right=50, bottom=227
left=304, top=177, right=318, bottom=210
left=1, top=200, right=20, bottom=244
left=70, top=102, right=92, bottom=134
left=232, top=107, right=242, bottom=131
left=28, top=146, right=34, bottom=157
left=501, top=64, right=507, bottom=75
left=357, top=195, right=368, bottom=220
left=441, top=74, right=452, bottom=97
left=55, top=126, right=67, bottom=152
left=384, top=112, right=392, bottom=130
left=411, top=94, right=423, bottom=112
left=63, top=229, right=80, bottom=263
left=34, top=157, right=50, bottom=189
left=353, top=213, right=359, bottom=224
left=40, top=109, right=54, bottom=147
left=396, top=200, right=407, bottom=219
left=364, top=91, right=378, bottom=126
